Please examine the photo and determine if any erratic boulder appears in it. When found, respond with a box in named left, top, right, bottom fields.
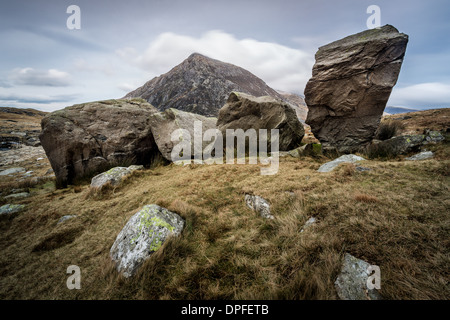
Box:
left=305, top=25, right=408, bottom=153
left=39, top=99, right=160, bottom=187
left=217, top=92, right=305, bottom=151
left=110, top=204, right=185, bottom=278
left=149, top=108, right=217, bottom=161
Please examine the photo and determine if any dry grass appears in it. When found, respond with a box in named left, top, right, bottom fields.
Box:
left=0, top=150, right=449, bottom=300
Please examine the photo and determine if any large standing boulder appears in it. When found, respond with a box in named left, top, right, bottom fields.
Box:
left=39, top=99, right=160, bottom=187
left=217, top=92, right=305, bottom=151
left=110, top=204, right=185, bottom=278
left=305, top=25, right=408, bottom=153
left=149, top=108, right=217, bottom=161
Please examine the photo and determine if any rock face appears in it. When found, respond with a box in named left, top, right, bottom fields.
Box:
left=149, top=108, right=217, bottom=161
left=110, top=204, right=185, bottom=277
left=305, top=25, right=409, bottom=153
left=90, top=165, right=144, bottom=189
left=317, top=154, right=366, bottom=173
left=335, top=253, right=382, bottom=300
left=217, top=92, right=305, bottom=151
left=124, top=53, right=288, bottom=117
left=39, top=99, right=160, bottom=187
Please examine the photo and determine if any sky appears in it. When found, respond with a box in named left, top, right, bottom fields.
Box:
left=0, top=0, right=449, bottom=112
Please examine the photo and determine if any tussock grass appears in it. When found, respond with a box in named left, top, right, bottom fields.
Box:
left=0, top=152, right=449, bottom=300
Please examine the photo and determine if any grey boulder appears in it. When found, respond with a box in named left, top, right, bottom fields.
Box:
left=405, top=151, right=434, bottom=161
left=90, top=165, right=144, bottom=189
left=149, top=108, right=217, bottom=161
left=217, top=92, right=305, bottom=151
left=335, top=253, right=382, bottom=300
left=305, top=25, right=408, bottom=153
left=318, top=154, right=366, bottom=172
left=39, top=99, right=160, bottom=188
left=110, top=204, right=185, bottom=277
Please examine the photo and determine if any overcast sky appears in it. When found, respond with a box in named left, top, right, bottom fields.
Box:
left=0, top=0, right=449, bottom=112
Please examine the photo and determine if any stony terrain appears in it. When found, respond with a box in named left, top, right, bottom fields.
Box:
left=0, top=106, right=448, bottom=300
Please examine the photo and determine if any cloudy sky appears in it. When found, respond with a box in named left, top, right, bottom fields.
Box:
left=0, top=0, right=449, bottom=112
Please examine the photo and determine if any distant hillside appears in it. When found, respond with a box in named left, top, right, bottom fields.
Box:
left=276, top=90, right=308, bottom=122
left=124, top=53, right=297, bottom=117
left=0, top=107, right=47, bottom=148
left=384, top=106, right=421, bottom=114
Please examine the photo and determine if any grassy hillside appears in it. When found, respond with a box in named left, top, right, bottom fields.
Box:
left=0, top=109, right=449, bottom=300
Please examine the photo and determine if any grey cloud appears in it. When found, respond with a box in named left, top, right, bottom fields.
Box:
left=9, top=68, right=72, bottom=87
left=0, top=93, right=77, bottom=104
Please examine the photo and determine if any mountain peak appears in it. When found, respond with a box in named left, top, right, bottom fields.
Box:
left=123, top=54, right=283, bottom=117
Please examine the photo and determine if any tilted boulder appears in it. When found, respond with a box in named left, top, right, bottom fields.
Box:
left=39, top=99, right=160, bottom=187
left=110, top=204, right=185, bottom=277
left=305, top=25, right=408, bottom=153
left=217, top=92, right=305, bottom=151
left=149, top=108, right=217, bottom=161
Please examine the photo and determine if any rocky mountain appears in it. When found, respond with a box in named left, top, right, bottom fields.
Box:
left=123, top=53, right=285, bottom=117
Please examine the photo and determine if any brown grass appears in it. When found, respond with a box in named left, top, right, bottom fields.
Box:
left=0, top=151, right=448, bottom=300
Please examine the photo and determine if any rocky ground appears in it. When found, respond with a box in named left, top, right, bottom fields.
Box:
left=0, top=107, right=448, bottom=300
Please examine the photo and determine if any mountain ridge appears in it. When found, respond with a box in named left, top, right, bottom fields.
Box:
left=124, top=53, right=295, bottom=117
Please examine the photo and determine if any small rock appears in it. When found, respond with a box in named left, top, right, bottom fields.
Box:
left=110, top=204, right=185, bottom=277
left=4, top=192, right=30, bottom=200
left=356, top=166, right=371, bottom=172
left=36, top=157, right=44, bottom=161
left=318, top=154, right=366, bottom=173
left=300, top=217, right=317, bottom=233
left=0, top=167, right=26, bottom=176
left=245, top=194, right=274, bottom=219
left=335, top=253, right=382, bottom=300
left=0, top=204, right=26, bottom=216
left=90, top=165, right=144, bottom=189
left=58, top=215, right=77, bottom=224
left=405, top=151, right=434, bottom=161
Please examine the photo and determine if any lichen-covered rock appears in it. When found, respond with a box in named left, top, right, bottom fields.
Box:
left=335, top=253, right=382, bottom=300
left=149, top=108, right=217, bottom=161
left=369, top=134, right=425, bottom=156
left=317, top=154, right=366, bottom=172
left=39, top=99, right=160, bottom=188
left=217, top=92, right=305, bottom=151
left=0, top=204, right=26, bottom=216
left=424, top=131, right=445, bottom=144
left=110, top=204, right=185, bottom=277
left=305, top=25, right=408, bottom=153
left=90, top=165, right=144, bottom=189
left=245, top=194, right=274, bottom=219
